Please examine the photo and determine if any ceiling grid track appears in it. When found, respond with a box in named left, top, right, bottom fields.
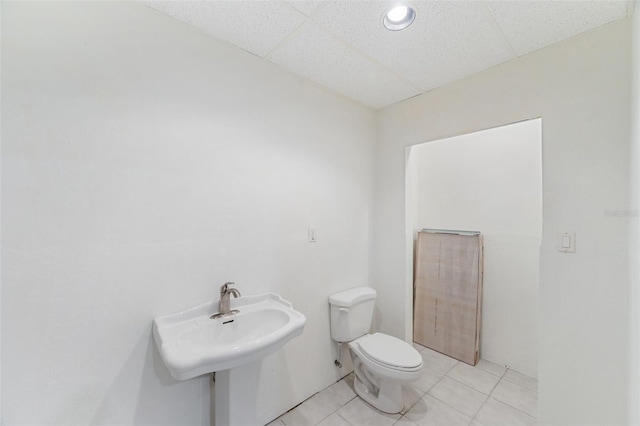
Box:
left=143, top=0, right=631, bottom=109
left=478, top=3, right=519, bottom=59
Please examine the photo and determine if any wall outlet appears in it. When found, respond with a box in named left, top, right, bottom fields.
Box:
left=308, top=226, right=317, bottom=242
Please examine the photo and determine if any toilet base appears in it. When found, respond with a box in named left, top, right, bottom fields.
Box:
left=352, top=357, right=405, bottom=414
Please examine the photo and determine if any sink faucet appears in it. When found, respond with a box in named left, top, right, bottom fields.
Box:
left=211, top=282, right=241, bottom=319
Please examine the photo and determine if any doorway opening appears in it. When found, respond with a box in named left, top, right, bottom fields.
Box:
left=405, top=118, right=542, bottom=377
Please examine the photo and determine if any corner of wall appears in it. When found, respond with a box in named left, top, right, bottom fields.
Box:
left=1, top=0, right=4, bottom=420
left=629, top=2, right=640, bottom=424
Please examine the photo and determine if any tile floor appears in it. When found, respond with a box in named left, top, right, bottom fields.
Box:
left=267, top=343, right=537, bottom=426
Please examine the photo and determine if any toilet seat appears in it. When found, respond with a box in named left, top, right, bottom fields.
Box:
left=355, top=333, right=422, bottom=371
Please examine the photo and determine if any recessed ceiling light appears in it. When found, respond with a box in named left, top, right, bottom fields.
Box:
left=383, top=5, right=416, bottom=31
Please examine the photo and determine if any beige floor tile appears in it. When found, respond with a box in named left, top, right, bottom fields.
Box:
left=491, top=379, right=537, bottom=417
left=317, top=379, right=357, bottom=411
left=475, top=359, right=507, bottom=378
left=474, top=397, right=536, bottom=426
left=446, top=362, right=501, bottom=395
left=280, top=392, right=334, bottom=426
left=405, top=393, right=472, bottom=426
left=265, top=417, right=286, bottom=426
left=502, top=369, right=538, bottom=392
left=412, top=366, right=444, bottom=393
left=317, top=412, right=352, bottom=426
left=420, top=348, right=459, bottom=375
left=401, top=384, right=426, bottom=414
left=394, top=415, right=420, bottom=425
left=428, top=377, right=487, bottom=418
left=337, top=396, right=401, bottom=426
left=270, top=365, right=538, bottom=426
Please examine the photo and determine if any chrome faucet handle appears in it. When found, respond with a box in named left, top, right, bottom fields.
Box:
left=220, top=282, right=235, bottom=295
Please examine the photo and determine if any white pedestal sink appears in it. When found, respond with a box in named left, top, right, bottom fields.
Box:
left=153, top=293, right=306, bottom=425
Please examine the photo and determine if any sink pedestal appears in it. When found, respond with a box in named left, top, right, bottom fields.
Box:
left=215, top=361, right=260, bottom=426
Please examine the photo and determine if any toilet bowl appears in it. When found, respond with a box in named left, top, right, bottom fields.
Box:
left=329, top=287, right=423, bottom=414
left=348, top=333, right=423, bottom=413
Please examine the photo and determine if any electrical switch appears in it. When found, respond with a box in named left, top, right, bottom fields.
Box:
left=308, top=226, right=317, bottom=242
left=559, top=232, right=575, bottom=253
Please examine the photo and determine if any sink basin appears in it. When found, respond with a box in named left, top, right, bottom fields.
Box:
left=153, top=292, right=306, bottom=380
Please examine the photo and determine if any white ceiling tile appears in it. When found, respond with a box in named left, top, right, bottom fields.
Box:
left=286, top=0, right=323, bottom=17
left=144, top=0, right=631, bottom=109
left=311, top=1, right=516, bottom=91
left=145, top=1, right=306, bottom=57
left=486, top=1, right=628, bottom=56
left=266, top=21, right=422, bottom=109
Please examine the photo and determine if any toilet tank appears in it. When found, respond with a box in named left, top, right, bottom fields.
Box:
left=329, top=287, right=376, bottom=342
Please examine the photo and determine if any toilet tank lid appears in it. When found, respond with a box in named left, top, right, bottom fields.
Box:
left=329, top=287, right=376, bottom=307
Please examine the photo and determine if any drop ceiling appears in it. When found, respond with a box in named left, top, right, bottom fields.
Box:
left=144, top=1, right=632, bottom=109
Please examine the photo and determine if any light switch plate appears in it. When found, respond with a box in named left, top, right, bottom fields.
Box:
left=308, top=226, right=317, bottom=242
left=559, top=232, right=576, bottom=253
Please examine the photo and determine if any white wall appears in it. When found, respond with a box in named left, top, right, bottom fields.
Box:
left=375, top=19, right=631, bottom=426
left=0, top=1, right=3, bottom=417
left=629, top=2, right=640, bottom=425
left=1, top=2, right=376, bottom=425
left=408, top=119, right=542, bottom=378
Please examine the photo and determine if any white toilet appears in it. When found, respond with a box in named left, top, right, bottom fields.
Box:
left=329, top=286, right=423, bottom=414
